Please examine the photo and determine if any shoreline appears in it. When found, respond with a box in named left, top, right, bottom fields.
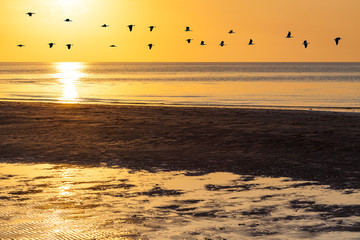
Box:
left=1, top=99, right=360, bottom=114
left=1, top=101, right=360, bottom=189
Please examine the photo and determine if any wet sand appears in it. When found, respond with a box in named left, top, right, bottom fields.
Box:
left=0, top=101, right=360, bottom=189
left=1, top=163, right=359, bottom=239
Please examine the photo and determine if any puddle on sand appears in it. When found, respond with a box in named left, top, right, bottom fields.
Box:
left=0, top=163, right=359, bottom=240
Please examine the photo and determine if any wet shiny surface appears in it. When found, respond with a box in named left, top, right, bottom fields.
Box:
left=0, top=163, right=359, bottom=239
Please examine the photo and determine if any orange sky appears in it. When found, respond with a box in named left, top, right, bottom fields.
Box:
left=1, top=0, right=359, bottom=62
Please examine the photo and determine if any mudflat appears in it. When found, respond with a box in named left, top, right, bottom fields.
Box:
left=1, top=101, right=359, bottom=189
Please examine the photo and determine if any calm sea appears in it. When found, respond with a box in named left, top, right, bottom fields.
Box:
left=0, top=62, right=359, bottom=111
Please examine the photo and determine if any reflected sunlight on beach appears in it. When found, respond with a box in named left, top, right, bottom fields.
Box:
left=0, top=163, right=359, bottom=239
left=54, top=62, right=86, bottom=103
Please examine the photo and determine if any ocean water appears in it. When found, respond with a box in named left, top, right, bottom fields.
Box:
left=0, top=62, right=359, bottom=111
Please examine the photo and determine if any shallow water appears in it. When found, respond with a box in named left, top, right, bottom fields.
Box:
left=0, top=62, right=360, bottom=111
left=0, top=163, right=359, bottom=239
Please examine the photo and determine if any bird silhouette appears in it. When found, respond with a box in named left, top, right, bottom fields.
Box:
left=148, top=44, right=154, bottom=50
left=149, top=26, right=156, bottom=32
left=127, top=25, right=135, bottom=32
left=248, top=39, right=254, bottom=45
left=286, top=31, right=293, bottom=38
left=64, top=18, right=72, bottom=22
left=334, top=37, right=342, bottom=45
left=110, top=45, right=117, bottom=47
left=101, top=24, right=109, bottom=27
left=228, top=30, right=235, bottom=34
left=66, top=44, right=73, bottom=50
left=185, top=26, right=192, bottom=32
left=303, top=40, right=309, bottom=48
left=26, top=12, right=35, bottom=17
left=186, top=39, right=193, bottom=43
left=17, top=44, right=25, bottom=47
left=200, top=41, right=207, bottom=46
left=48, top=43, right=55, bottom=48
left=219, top=41, right=226, bottom=47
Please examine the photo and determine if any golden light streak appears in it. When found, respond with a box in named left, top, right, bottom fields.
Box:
left=54, top=62, right=86, bottom=103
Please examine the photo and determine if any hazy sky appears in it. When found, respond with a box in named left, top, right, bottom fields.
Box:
left=1, top=0, right=359, bottom=62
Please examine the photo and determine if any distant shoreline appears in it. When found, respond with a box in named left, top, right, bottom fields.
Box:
left=1, top=99, right=360, bottom=113
left=1, top=101, right=359, bottom=189
left=1, top=61, right=360, bottom=63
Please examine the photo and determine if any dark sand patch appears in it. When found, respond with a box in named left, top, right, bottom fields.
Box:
left=205, top=183, right=255, bottom=191
left=301, top=223, right=360, bottom=233
left=140, top=187, right=183, bottom=197
left=85, top=183, right=136, bottom=191
left=242, top=206, right=276, bottom=216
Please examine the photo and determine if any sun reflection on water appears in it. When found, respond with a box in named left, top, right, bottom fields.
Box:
left=54, top=62, right=86, bottom=103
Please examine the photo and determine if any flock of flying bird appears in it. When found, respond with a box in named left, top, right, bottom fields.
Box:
left=17, top=12, right=343, bottom=50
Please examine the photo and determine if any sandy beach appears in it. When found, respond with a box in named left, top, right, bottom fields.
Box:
left=1, top=101, right=360, bottom=239
left=1, top=101, right=359, bottom=189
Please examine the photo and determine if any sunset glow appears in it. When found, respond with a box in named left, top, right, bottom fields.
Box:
left=1, top=0, right=359, bottom=62
left=1, top=1, right=360, bottom=239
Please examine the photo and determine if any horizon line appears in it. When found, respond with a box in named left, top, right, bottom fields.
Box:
left=1, top=61, right=359, bottom=64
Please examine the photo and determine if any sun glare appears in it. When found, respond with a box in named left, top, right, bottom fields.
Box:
left=56, top=62, right=83, bottom=75
left=48, top=0, right=89, bottom=16
left=55, top=0, right=86, bottom=8
left=60, top=0, right=78, bottom=5
left=54, top=62, right=86, bottom=103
